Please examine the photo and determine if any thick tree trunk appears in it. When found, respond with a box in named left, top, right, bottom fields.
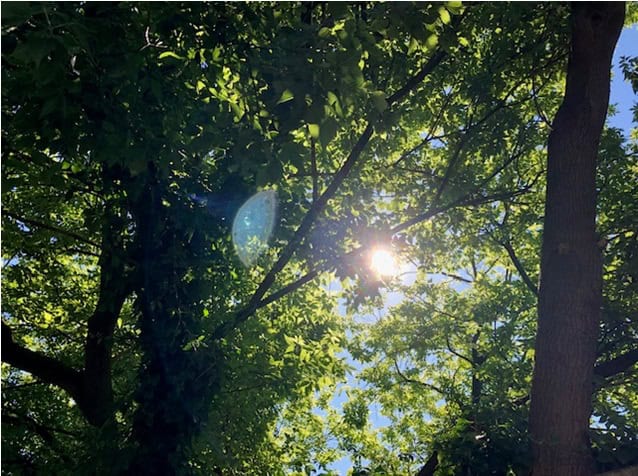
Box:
left=126, top=179, right=221, bottom=475
left=529, top=4, right=624, bottom=476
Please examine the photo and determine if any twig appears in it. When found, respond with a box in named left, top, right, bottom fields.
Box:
left=394, top=359, right=445, bottom=395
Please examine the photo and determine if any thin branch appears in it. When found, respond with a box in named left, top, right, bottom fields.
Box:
left=310, top=136, right=318, bottom=203
left=287, top=171, right=336, bottom=179
left=212, top=46, right=450, bottom=340
left=392, top=88, right=455, bottom=168
left=432, top=133, right=471, bottom=206
left=445, top=335, right=474, bottom=366
left=2, top=411, right=81, bottom=439
left=501, top=241, right=539, bottom=297
left=212, top=123, right=374, bottom=340
left=62, top=247, right=101, bottom=258
left=3, top=210, right=99, bottom=248
left=439, top=271, right=473, bottom=283
left=531, top=75, right=553, bottom=129
left=2, top=411, right=77, bottom=466
left=394, top=359, right=445, bottom=395
left=387, top=51, right=447, bottom=105
left=255, top=188, right=528, bottom=316
left=391, top=187, right=529, bottom=235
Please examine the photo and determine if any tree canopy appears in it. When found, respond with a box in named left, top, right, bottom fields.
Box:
left=2, top=2, right=636, bottom=475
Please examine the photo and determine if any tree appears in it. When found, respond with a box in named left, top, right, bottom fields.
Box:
left=303, top=4, right=637, bottom=476
left=529, top=4, right=626, bottom=475
left=2, top=3, right=636, bottom=475
left=1, top=2, right=465, bottom=473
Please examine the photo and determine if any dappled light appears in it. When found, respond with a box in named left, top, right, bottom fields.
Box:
left=1, top=2, right=635, bottom=475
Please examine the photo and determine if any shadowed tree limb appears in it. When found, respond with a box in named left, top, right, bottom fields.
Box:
left=501, top=240, right=539, bottom=297
left=2, top=189, right=134, bottom=427
left=1, top=321, right=84, bottom=403
left=393, top=359, right=445, bottom=395
left=416, top=451, right=439, bottom=476
left=594, top=348, right=638, bottom=380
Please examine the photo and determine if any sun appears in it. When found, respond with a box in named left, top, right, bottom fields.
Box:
left=370, top=247, right=399, bottom=278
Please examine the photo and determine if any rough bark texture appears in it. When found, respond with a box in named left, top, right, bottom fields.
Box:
left=529, top=3, right=624, bottom=476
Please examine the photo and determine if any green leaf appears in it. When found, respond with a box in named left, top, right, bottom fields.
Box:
left=371, top=91, right=388, bottom=113
left=277, top=89, right=295, bottom=104
left=159, top=51, right=184, bottom=60
left=319, top=117, right=339, bottom=148
left=308, top=123, right=320, bottom=139
left=318, top=27, right=331, bottom=38
left=1, top=2, right=33, bottom=26
left=438, top=7, right=451, bottom=25
left=426, top=34, right=439, bottom=49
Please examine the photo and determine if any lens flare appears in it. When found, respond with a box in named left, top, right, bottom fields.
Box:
left=232, top=190, right=278, bottom=267
left=370, top=248, right=399, bottom=277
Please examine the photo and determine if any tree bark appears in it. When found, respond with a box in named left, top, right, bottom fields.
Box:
left=126, top=178, right=222, bottom=475
left=529, top=4, right=624, bottom=476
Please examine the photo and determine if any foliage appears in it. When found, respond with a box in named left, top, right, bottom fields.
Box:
left=2, top=2, right=636, bottom=475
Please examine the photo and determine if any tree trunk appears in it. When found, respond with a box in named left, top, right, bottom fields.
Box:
left=126, top=178, right=222, bottom=475
left=529, top=4, right=624, bottom=476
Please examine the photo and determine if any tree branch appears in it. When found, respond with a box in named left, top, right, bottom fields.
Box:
left=594, top=349, right=638, bottom=380
left=3, top=210, right=99, bottom=248
left=2, top=193, right=132, bottom=428
left=500, top=240, right=539, bottom=297
left=416, top=450, right=439, bottom=476
left=394, top=359, right=445, bottom=395
left=253, top=187, right=529, bottom=319
left=2, top=411, right=81, bottom=439
left=387, top=51, right=447, bottom=105
left=438, top=271, right=473, bottom=284
left=1, top=321, right=83, bottom=403
left=212, top=123, right=374, bottom=340
left=445, top=335, right=474, bottom=366
left=212, top=46, right=450, bottom=340
left=81, top=190, right=134, bottom=426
